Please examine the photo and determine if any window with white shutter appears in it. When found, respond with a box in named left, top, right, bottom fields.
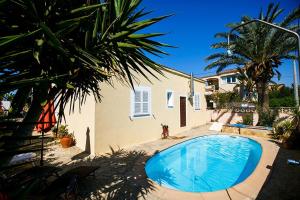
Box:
left=166, top=90, right=174, bottom=108
left=131, top=86, right=151, bottom=117
left=194, top=93, right=200, bottom=110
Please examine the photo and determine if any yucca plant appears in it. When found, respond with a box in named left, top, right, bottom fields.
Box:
left=0, top=1, right=171, bottom=197
left=273, top=108, right=300, bottom=148
left=0, top=0, right=171, bottom=135
left=205, top=3, right=300, bottom=121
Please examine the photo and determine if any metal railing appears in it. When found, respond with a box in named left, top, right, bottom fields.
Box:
left=0, top=121, right=54, bottom=166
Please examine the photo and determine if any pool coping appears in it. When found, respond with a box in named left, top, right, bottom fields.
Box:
left=143, top=133, right=279, bottom=200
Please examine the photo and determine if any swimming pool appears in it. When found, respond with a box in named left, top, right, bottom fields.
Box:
left=229, top=123, right=248, bottom=128
left=229, top=123, right=273, bottom=131
left=145, top=135, right=262, bottom=192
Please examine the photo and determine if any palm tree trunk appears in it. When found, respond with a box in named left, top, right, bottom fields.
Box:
left=256, top=81, right=269, bottom=111
left=256, top=81, right=270, bottom=125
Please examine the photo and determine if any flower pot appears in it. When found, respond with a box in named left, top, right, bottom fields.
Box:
left=60, top=137, right=74, bottom=148
left=162, top=126, right=169, bottom=139
left=282, top=140, right=293, bottom=149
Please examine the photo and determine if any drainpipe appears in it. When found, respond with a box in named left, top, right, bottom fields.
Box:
left=190, top=72, right=194, bottom=97
left=293, top=59, right=299, bottom=107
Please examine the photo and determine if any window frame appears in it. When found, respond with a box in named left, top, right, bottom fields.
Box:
left=221, top=75, right=237, bottom=84
left=130, top=86, right=151, bottom=118
left=166, top=90, right=174, bottom=108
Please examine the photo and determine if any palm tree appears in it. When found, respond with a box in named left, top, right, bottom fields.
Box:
left=234, top=67, right=256, bottom=101
left=0, top=0, right=172, bottom=135
left=205, top=3, right=300, bottom=115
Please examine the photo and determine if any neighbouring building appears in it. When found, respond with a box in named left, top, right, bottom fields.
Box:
left=64, top=67, right=211, bottom=155
left=200, top=69, right=241, bottom=108
left=201, top=69, right=285, bottom=108
left=201, top=69, right=240, bottom=95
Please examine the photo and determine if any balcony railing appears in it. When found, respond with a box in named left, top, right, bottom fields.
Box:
left=205, top=85, right=216, bottom=91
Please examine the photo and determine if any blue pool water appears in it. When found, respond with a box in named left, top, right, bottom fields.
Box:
left=230, top=123, right=248, bottom=128
left=145, top=135, right=262, bottom=192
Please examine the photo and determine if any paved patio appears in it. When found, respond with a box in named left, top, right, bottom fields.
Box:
left=44, top=124, right=300, bottom=200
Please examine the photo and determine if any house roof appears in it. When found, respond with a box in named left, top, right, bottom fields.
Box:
left=162, top=66, right=205, bottom=83
left=200, top=68, right=239, bottom=79
left=217, top=68, right=239, bottom=75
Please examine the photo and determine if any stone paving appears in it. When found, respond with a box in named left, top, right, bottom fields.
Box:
left=43, top=124, right=300, bottom=200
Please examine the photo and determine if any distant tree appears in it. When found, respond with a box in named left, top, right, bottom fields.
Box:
left=205, top=3, right=300, bottom=123
left=269, top=86, right=296, bottom=107
left=0, top=0, right=171, bottom=135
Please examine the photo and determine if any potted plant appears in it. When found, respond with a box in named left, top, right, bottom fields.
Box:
left=161, top=124, right=169, bottom=139
left=274, top=120, right=294, bottom=149
left=273, top=108, right=300, bottom=149
left=55, top=125, right=75, bottom=148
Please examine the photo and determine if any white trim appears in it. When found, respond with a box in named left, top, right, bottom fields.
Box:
left=194, top=93, right=201, bottom=111
left=166, top=90, right=174, bottom=108
left=130, top=86, right=152, bottom=119
left=221, top=75, right=237, bottom=84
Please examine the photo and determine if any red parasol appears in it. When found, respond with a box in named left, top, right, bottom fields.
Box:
left=36, top=100, right=56, bottom=132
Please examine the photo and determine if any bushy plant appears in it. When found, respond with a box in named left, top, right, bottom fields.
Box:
left=269, top=87, right=293, bottom=99
left=52, top=125, right=73, bottom=139
left=269, top=97, right=296, bottom=107
left=214, top=92, right=242, bottom=108
left=258, top=109, right=278, bottom=127
left=274, top=120, right=294, bottom=140
left=269, top=87, right=296, bottom=107
left=242, top=113, right=253, bottom=125
left=273, top=108, right=300, bottom=148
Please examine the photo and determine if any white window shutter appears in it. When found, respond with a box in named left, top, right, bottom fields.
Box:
left=131, top=87, right=151, bottom=117
left=142, top=91, right=148, bottom=113
left=134, top=91, right=141, bottom=114
left=194, top=94, right=200, bottom=110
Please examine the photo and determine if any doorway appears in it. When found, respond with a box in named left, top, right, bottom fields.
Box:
left=180, top=96, right=186, bottom=127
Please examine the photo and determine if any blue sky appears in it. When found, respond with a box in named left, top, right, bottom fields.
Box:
left=139, top=0, right=299, bottom=86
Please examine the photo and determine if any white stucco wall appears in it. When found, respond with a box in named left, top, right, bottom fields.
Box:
left=63, top=95, right=96, bottom=155
left=94, top=68, right=211, bottom=153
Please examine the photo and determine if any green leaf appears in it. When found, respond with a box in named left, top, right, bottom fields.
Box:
left=117, top=42, right=139, bottom=48
left=128, top=33, right=164, bottom=39
left=92, top=9, right=100, bottom=39
left=70, top=3, right=106, bottom=14
left=66, top=83, right=75, bottom=89
left=40, top=23, right=62, bottom=48
left=35, top=39, right=44, bottom=46
left=40, top=99, right=47, bottom=107
left=0, top=50, right=32, bottom=61
left=0, top=29, right=41, bottom=47
left=33, top=51, right=40, bottom=64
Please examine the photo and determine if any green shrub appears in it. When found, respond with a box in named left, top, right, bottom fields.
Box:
left=242, top=113, right=253, bottom=125
left=274, top=120, right=294, bottom=140
left=269, top=96, right=296, bottom=107
left=258, top=109, right=278, bottom=127
left=214, top=92, right=242, bottom=108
